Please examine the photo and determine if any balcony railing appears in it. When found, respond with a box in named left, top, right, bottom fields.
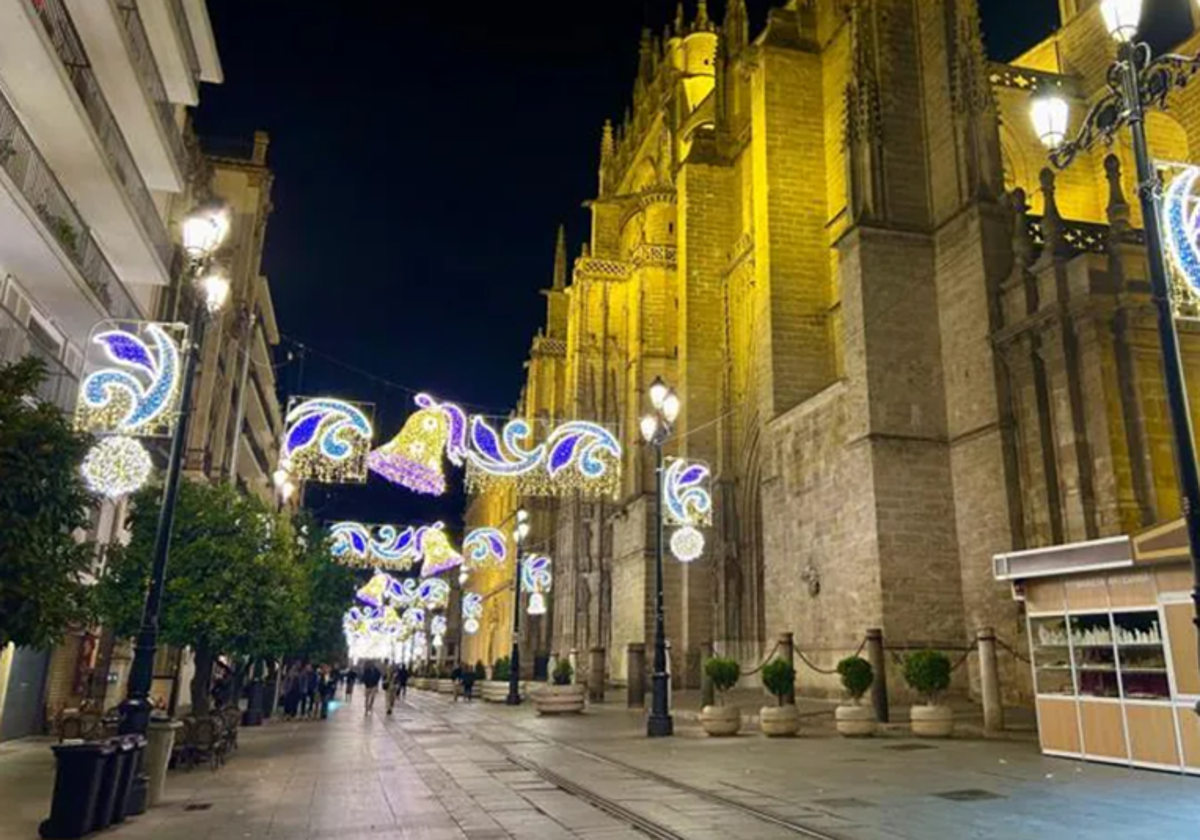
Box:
left=0, top=303, right=79, bottom=414
left=114, top=0, right=188, bottom=170
left=30, top=0, right=174, bottom=270
left=0, top=87, right=142, bottom=323
left=166, top=0, right=201, bottom=80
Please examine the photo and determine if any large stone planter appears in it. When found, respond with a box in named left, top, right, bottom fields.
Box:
left=534, top=684, right=586, bottom=715
left=413, top=677, right=432, bottom=691
left=835, top=704, right=876, bottom=737
left=436, top=679, right=456, bottom=695
left=699, top=705, right=741, bottom=737
left=759, top=704, right=800, bottom=737
left=910, top=704, right=954, bottom=738
left=146, top=719, right=182, bottom=807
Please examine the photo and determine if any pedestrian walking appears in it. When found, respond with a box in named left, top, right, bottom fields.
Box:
left=461, top=664, right=477, bottom=702
left=318, top=665, right=336, bottom=720
left=305, top=665, right=320, bottom=719
left=345, top=666, right=358, bottom=702
left=362, top=662, right=382, bottom=715
left=451, top=663, right=463, bottom=702
left=396, top=663, right=409, bottom=700
left=298, top=663, right=315, bottom=718
left=385, top=662, right=402, bottom=715
left=282, top=664, right=302, bottom=720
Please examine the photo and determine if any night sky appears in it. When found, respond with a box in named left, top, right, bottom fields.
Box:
left=193, top=0, right=1189, bottom=529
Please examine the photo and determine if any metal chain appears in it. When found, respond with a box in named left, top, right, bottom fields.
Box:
left=739, top=640, right=781, bottom=677
left=792, top=636, right=869, bottom=676
left=994, top=636, right=1032, bottom=664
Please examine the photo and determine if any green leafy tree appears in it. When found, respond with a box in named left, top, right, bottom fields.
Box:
left=293, top=516, right=357, bottom=664
left=0, top=358, right=96, bottom=650
left=97, top=481, right=313, bottom=713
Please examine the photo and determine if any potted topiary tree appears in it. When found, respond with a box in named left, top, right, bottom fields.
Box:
left=534, top=660, right=585, bottom=715
left=904, top=650, right=953, bottom=737
left=483, top=656, right=513, bottom=702
left=700, top=657, right=741, bottom=736
left=759, top=659, right=799, bottom=737
left=834, top=656, right=876, bottom=737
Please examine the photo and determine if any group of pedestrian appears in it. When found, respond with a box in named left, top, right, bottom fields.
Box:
left=355, top=661, right=412, bottom=716
left=281, top=663, right=337, bottom=721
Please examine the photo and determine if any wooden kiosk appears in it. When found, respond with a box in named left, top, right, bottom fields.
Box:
left=994, top=521, right=1200, bottom=774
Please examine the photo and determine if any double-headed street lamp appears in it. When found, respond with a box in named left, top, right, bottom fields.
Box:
left=640, top=376, right=681, bottom=738
left=118, top=205, right=230, bottom=745
left=1030, top=0, right=1200, bottom=701
left=506, top=508, right=531, bottom=705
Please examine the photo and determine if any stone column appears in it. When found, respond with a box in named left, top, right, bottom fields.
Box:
left=699, top=641, right=714, bottom=707
left=627, top=643, right=646, bottom=708
left=866, top=628, right=888, bottom=724
left=778, top=633, right=795, bottom=706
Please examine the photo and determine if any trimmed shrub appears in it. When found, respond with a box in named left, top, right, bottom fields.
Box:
left=836, top=656, right=874, bottom=702
left=903, top=650, right=952, bottom=704
left=704, top=657, right=740, bottom=704
left=552, top=659, right=574, bottom=686
left=492, top=656, right=511, bottom=682
left=761, top=659, right=796, bottom=707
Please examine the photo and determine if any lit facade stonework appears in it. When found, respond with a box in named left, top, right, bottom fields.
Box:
left=465, top=0, right=1200, bottom=705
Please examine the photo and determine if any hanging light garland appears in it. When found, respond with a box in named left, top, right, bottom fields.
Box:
left=281, top=397, right=374, bottom=484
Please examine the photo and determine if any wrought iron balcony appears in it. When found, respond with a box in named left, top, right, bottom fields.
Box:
left=0, top=86, right=143, bottom=323
left=0, top=302, right=79, bottom=414
left=114, top=0, right=187, bottom=169
left=30, top=0, right=174, bottom=270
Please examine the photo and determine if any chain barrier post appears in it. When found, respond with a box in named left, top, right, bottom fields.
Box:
left=779, top=632, right=795, bottom=706
left=700, top=641, right=715, bottom=708
left=588, top=647, right=606, bottom=703
left=867, top=628, right=889, bottom=724
left=627, top=643, right=646, bottom=709
left=976, top=628, right=1004, bottom=733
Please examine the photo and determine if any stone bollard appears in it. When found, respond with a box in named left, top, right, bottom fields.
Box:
left=627, top=643, right=646, bottom=708
left=867, top=628, right=889, bottom=724
left=700, top=641, right=715, bottom=707
left=977, top=627, right=1004, bottom=733
left=568, top=648, right=578, bottom=684
left=778, top=633, right=796, bottom=705
left=588, top=647, right=606, bottom=703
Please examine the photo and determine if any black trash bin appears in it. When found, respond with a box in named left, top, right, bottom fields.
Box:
left=92, top=737, right=133, bottom=831
left=111, top=734, right=146, bottom=823
left=39, top=740, right=115, bottom=840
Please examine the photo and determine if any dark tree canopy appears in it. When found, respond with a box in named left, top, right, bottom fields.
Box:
left=0, top=358, right=96, bottom=650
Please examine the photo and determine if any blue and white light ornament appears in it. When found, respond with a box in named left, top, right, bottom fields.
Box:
left=282, top=397, right=374, bottom=484
left=521, top=556, right=552, bottom=616
left=462, top=592, right=484, bottom=635
left=76, top=322, right=186, bottom=438
left=1164, top=165, right=1200, bottom=294
left=663, top=458, right=712, bottom=563
left=329, top=521, right=420, bottom=571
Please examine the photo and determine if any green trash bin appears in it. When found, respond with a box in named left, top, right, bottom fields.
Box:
left=39, top=740, right=115, bottom=839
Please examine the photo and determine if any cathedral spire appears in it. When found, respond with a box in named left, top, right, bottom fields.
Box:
left=724, top=0, right=749, bottom=54
left=675, top=1, right=686, bottom=35
left=553, top=225, right=567, bottom=291
left=696, top=0, right=711, bottom=30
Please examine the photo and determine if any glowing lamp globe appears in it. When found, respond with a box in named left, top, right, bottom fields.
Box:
left=1100, top=0, right=1142, bottom=41
left=1031, top=94, right=1070, bottom=150
left=640, top=415, right=659, bottom=444
left=199, top=271, right=231, bottom=314
left=649, top=376, right=669, bottom=410
left=662, top=392, right=681, bottom=424
left=182, top=208, right=230, bottom=260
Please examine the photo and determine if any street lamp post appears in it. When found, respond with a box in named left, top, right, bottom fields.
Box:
left=118, top=205, right=230, bottom=744
left=506, top=508, right=530, bottom=705
left=640, top=376, right=681, bottom=738
left=1030, top=0, right=1200, bottom=708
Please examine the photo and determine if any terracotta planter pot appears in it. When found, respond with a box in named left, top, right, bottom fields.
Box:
left=759, top=704, right=800, bottom=737
left=835, top=703, right=876, bottom=737
left=910, top=704, right=954, bottom=738
left=534, top=684, right=586, bottom=715
left=699, top=705, right=741, bottom=737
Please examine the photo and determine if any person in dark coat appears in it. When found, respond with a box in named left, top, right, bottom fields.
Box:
left=361, top=663, right=382, bottom=715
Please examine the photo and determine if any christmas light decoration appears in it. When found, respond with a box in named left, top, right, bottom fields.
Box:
left=419, top=578, right=450, bottom=610
left=462, top=593, right=483, bottom=635
left=1165, top=166, right=1200, bottom=292
left=664, top=459, right=713, bottom=527
left=670, top=525, right=706, bottom=563
left=282, top=397, right=374, bottom=484
left=464, top=418, right=622, bottom=498
left=388, top=576, right=420, bottom=608
left=329, top=521, right=420, bottom=570
left=463, top=528, right=507, bottom=570
left=431, top=614, right=447, bottom=649
left=527, top=592, right=547, bottom=616
left=356, top=572, right=392, bottom=609
left=416, top=522, right=464, bottom=577
left=81, top=435, right=153, bottom=499
left=521, top=555, right=553, bottom=595
left=367, top=393, right=466, bottom=495
left=76, top=323, right=185, bottom=438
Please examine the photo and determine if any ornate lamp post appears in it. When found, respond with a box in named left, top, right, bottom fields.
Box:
left=118, top=205, right=231, bottom=742
left=640, top=376, right=681, bottom=737
left=1030, top=0, right=1200, bottom=705
left=506, top=508, right=531, bottom=705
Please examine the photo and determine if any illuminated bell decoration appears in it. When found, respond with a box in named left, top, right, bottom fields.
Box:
left=76, top=323, right=185, bottom=438
left=527, top=592, right=547, bottom=616
left=670, top=526, right=705, bottom=563
left=282, top=397, right=374, bottom=484
left=356, top=572, right=392, bottom=609
left=81, top=435, right=153, bottom=499
left=417, top=522, right=463, bottom=577
left=368, top=393, right=466, bottom=496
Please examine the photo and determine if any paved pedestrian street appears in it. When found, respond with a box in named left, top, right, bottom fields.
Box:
left=2, top=692, right=1198, bottom=840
